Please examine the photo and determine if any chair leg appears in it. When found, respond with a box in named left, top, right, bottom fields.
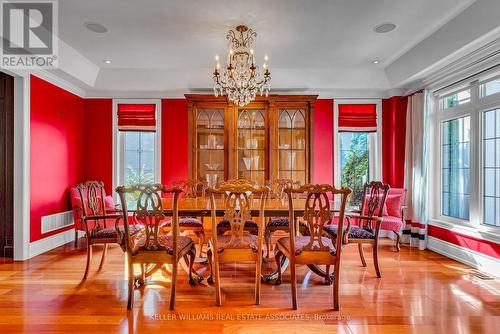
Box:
left=274, top=250, right=283, bottom=285
left=213, top=254, right=222, bottom=306
left=196, top=231, right=205, bottom=257
left=98, top=244, right=108, bottom=270
left=333, top=264, right=340, bottom=311
left=83, top=239, right=92, bottom=279
left=393, top=230, right=401, bottom=252
left=255, top=249, right=263, bottom=305
left=373, top=242, right=381, bottom=278
left=290, top=261, right=298, bottom=310
left=325, top=265, right=331, bottom=285
left=127, top=261, right=134, bottom=310
left=188, top=247, right=196, bottom=285
left=207, top=248, right=214, bottom=284
left=264, top=230, right=271, bottom=259
left=358, top=243, right=367, bottom=267
left=169, top=260, right=178, bottom=310
left=74, top=229, right=79, bottom=248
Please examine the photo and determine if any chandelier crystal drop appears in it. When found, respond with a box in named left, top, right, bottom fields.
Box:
left=212, top=25, right=271, bottom=106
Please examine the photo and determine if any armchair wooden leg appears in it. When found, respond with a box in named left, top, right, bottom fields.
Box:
left=127, top=260, right=134, bottom=310
left=325, top=265, right=331, bottom=285
left=207, top=248, right=214, bottom=284
left=274, top=249, right=283, bottom=285
left=255, top=250, right=263, bottom=305
left=290, top=261, right=298, bottom=310
left=213, top=255, right=222, bottom=306
left=83, top=240, right=92, bottom=279
left=98, top=244, right=108, bottom=270
left=358, top=243, right=367, bottom=267
left=373, top=242, right=381, bottom=278
left=188, top=247, right=196, bottom=285
left=264, top=229, right=271, bottom=259
left=74, top=229, right=79, bottom=248
left=195, top=231, right=205, bottom=257
left=393, top=230, right=401, bottom=252
left=333, top=265, right=340, bottom=311
left=169, top=261, right=178, bottom=310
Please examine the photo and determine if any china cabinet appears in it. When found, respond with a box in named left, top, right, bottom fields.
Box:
left=186, top=95, right=317, bottom=185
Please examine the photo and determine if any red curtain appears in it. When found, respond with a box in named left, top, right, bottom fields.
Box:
left=382, top=96, right=408, bottom=188
left=338, top=104, right=377, bottom=132
left=117, top=104, right=156, bottom=131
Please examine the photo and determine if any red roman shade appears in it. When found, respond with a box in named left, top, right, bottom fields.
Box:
left=117, top=104, right=156, bottom=132
left=338, top=104, right=377, bottom=132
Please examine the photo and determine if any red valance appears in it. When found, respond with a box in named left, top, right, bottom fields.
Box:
left=338, top=104, right=377, bottom=132
left=117, top=104, right=156, bottom=132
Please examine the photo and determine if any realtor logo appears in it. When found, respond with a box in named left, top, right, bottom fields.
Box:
left=1, top=0, right=58, bottom=68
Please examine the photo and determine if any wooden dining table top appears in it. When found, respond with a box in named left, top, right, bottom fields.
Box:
left=158, top=197, right=349, bottom=217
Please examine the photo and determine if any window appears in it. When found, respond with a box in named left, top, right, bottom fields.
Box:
left=483, top=108, right=500, bottom=227
left=339, top=132, right=371, bottom=206
left=481, top=78, right=500, bottom=97
left=440, top=89, right=471, bottom=109
left=123, top=131, right=156, bottom=186
left=441, top=116, right=470, bottom=220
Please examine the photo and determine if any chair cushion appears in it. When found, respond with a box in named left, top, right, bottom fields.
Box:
left=217, top=220, right=258, bottom=235
left=324, top=224, right=375, bottom=240
left=277, top=236, right=336, bottom=256
left=380, top=215, right=404, bottom=232
left=216, top=234, right=258, bottom=253
left=162, top=217, right=203, bottom=228
left=385, top=193, right=405, bottom=218
left=92, top=224, right=143, bottom=239
left=131, top=234, right=194, bottom=256
left=268, top=217, right=289, bottom=226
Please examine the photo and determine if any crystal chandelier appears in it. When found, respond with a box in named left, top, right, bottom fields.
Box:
left=213, top=25, right=271, bottom=106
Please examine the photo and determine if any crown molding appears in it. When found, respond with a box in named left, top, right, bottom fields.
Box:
left=30, top=69, right=87, bottom=98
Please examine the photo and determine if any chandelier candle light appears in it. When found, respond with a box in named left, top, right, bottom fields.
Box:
left=213, top=25, right=271, bottom=106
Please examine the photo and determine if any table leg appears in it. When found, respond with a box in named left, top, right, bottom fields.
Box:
left=135, top=263, right=162, bottom=286
left=307, top=264, right=334, bottom=284
left=266, top=257, right=289, bottom=282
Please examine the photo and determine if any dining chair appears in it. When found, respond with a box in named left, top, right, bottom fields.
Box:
left=206, top=183, right=269, bottom=306
left=216, top=179, right=260, bottom=236
left=323, top=181, right=390, bottom=278
left=160, top=179, right=206, bottom=256
left=274, top=184, right=351, bottom=310
left=264, top=179, right=308, bottom=258
left=76, top=180, right=139, bottom=279
left=116, top=184, right=197, bottom=310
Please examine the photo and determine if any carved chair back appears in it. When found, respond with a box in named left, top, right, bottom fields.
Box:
left=285, top=184, right=351, bottom=259
left=76, top=181, right=108, bottom=231
left=207, top=183, right=269, bottom=250
left=116, top=184, right=182, bottom=258
left=358, top=181, right=390, bottom=231
left=172, top=179, right=206, bottom=198
left=220, top=179, right=257, bottom=187
left=267, top=179, right=294, bottom=201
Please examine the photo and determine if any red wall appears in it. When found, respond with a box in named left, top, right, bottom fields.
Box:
left=83, top=99, right=113, bottom=194
left=382, top=96, right=408, bottom=188
left=30, top=76, right=85, bottom=242
left=313, top=99, right=334, bottom=184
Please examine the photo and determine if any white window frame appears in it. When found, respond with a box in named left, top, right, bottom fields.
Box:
left=430, top=71, right=500, bottom=241
left=112, top=99, right=162, bottom=198
left=333, top=99, right=382, bottom=188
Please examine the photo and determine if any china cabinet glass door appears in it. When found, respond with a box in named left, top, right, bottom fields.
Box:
left=195, top=109, right=225, bottom=187
left=278, top=109, right=307, bottom=184
left=237, top=109, right=267, bottom=185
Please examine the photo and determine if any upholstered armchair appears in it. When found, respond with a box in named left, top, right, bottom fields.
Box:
left=379, top=188, right=407, bottom=251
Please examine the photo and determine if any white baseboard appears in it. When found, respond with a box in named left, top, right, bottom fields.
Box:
left=28, top=228, right=81, bottom=259
left=427, top=236, right=500, bottom=278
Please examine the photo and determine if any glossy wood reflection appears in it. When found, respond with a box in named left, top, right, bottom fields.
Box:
left=0, top=239, right=498, bottom=333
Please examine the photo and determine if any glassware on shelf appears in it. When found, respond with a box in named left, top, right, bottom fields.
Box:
left=207, top=135, right=217, bottom=149
left=278, top=144, right=290, bottom=149
left=245, top=138, right=258, bottom=149
left=253, top=155, right=260, bottom=170
left=287, top=151, right=297, bottom=170
left=205, top=173, right=219, bottom=188
left=243, top=157, right=253, bottom=170
left=296, top=139, right=305, bottom=149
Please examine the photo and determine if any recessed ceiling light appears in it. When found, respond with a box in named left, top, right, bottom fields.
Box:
left=374, top=23, right=397, bottom=34
left=372, top=60, right=379, bottom=64
left=84, top=22, right=108, bottom=33
left=103, top=59, right=112, bottom=64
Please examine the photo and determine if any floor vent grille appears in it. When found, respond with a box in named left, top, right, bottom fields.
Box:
left=469, top=269, right=495, bottom=280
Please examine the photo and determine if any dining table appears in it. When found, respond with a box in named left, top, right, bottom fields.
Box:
left=153, top=196, right=353, bottom=283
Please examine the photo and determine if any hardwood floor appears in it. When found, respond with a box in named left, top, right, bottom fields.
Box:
left=0, top=238, right=498, bottom=333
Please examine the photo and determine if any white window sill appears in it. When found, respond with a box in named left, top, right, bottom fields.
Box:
left=428, top=218, right=500, bottom=245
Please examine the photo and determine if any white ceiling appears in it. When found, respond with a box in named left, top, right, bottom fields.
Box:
left=45, top=0, right=500, bottom=97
